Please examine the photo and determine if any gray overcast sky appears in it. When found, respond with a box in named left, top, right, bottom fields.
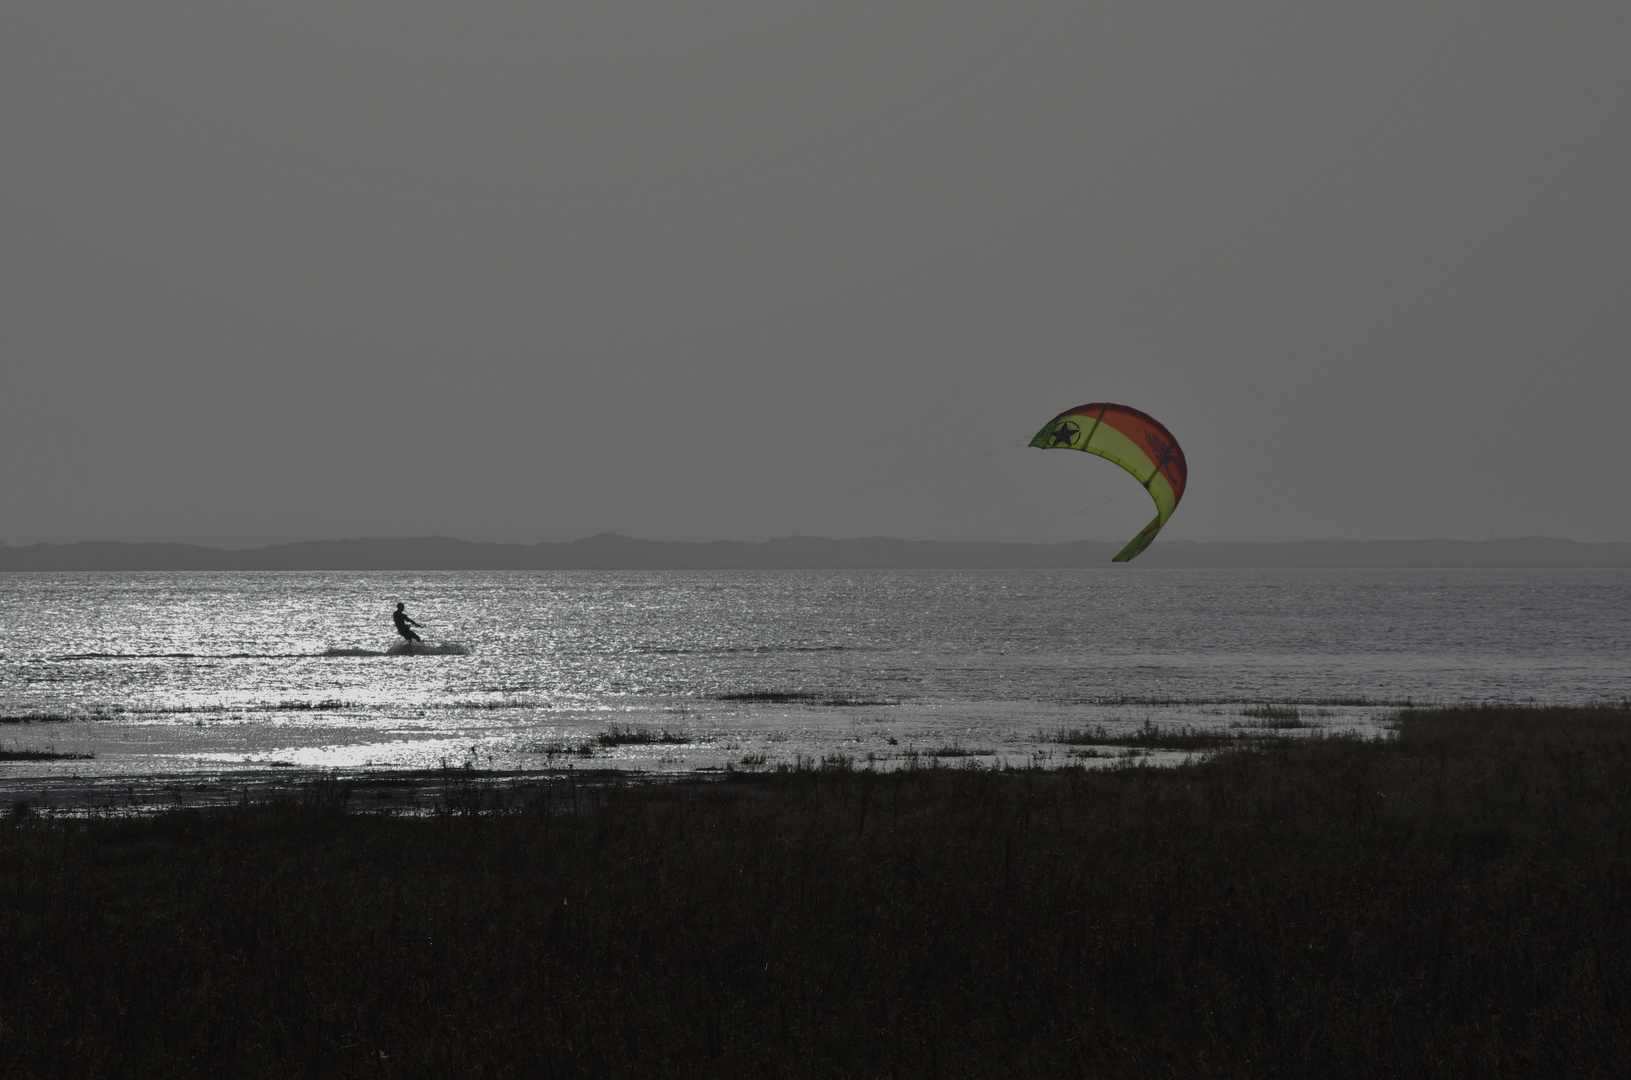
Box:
left=3, top=2, right=1627, bottom=548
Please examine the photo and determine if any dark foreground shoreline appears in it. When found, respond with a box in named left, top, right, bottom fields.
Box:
left=3, top=706, right=1629, bottom=1078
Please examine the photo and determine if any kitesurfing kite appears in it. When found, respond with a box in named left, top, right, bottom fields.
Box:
left=1030, top=403, right=1188, bottom=562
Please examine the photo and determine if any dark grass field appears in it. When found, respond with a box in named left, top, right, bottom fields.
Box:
left=3, top=706, right=1629, bottom=1078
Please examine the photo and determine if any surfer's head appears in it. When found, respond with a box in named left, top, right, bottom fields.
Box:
left=396, top=603, right=404, bottom=611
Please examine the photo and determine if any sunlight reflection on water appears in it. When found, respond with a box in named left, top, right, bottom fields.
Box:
left=0, top=568, right=1625, bottom=783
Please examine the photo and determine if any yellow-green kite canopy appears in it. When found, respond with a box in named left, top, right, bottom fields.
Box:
left=1030, top=402, right=1189, bottom=562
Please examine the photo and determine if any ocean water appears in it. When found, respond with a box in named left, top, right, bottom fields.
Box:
left=0, top=569, right=1626, bottom=791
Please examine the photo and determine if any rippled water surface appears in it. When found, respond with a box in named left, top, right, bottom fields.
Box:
left=1, top=569, right=1626, bottom=783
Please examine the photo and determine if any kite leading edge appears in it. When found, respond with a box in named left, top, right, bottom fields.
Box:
left=1029, top=402, right=1188, bottom=562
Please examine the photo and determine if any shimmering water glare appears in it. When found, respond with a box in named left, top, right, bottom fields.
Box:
left=0, top=569, right=1626, bottom=779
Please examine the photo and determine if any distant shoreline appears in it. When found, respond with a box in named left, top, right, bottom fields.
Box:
left=3, top=534, right=1631, bottom=570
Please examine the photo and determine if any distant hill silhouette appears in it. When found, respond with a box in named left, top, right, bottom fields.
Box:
left=2, top=535, right=1629, bottom=570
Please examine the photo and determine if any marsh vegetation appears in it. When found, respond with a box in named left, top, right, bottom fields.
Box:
left=716, top=691, right=895, bottom=707
left=0, top=748, right=92, bottom=762
left=2, top=706, right=1628, bottom=1077
left=1041, top=719, right=1297, bottom=751
left=596, top=723, right=691, bottom=747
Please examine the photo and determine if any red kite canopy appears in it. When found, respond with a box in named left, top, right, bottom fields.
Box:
left=1030, top=403, right=1188, bottom=562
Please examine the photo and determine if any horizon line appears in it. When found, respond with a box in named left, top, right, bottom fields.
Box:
left=5, top=533, right=1629, bottom=551
left=3, top=534, right=1630, bottom=572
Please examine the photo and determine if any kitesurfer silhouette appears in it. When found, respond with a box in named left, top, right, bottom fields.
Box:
left=392, top=603, right=423, bottom=646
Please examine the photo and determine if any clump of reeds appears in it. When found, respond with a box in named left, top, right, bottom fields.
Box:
left=597, top=723, right=689, bottom=747
left=1238, top=703, right=1307, bottom=726
left=260, top=699, right=350, bottom=711
left=716, top=691, right=894, bottom=706
left=527, top=738, right=595, bottom=758
left=1043, top=722, right=1115, bottom=744
left=1043, top=719, right=1282, bottom=751
left=1, top=706, right=1628, bottom=1077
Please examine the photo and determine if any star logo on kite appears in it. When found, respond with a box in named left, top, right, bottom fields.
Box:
left=1047, top=421, right=1081, bottom=447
